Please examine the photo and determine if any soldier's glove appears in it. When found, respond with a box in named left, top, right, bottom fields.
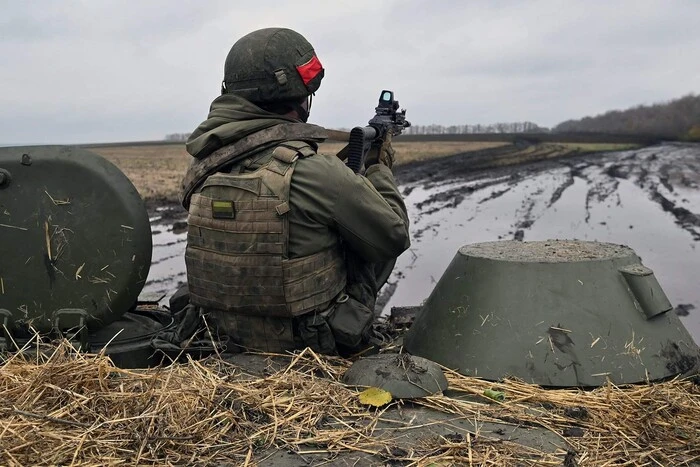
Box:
left=364, top=132, right=395, bottom=169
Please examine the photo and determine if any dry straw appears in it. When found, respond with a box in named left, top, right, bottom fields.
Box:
left=1, top=341, right=698, bottom=466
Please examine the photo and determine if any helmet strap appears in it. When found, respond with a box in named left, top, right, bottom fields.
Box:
left=292, top=97, right=310, bottom=123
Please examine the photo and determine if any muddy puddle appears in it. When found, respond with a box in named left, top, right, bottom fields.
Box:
left=143, top=143, right=700, bottom=343
left=143, top=216, right=187, bottom=301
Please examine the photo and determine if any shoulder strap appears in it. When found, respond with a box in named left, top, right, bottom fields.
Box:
left=262, top=141, right=318, bottom=219
left=180, top=123, right=328, bottom=208
left=271, top=140, right=316, bottom=164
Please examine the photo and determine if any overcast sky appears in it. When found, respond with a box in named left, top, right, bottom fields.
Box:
left=2, top=0, right=699, bottom=144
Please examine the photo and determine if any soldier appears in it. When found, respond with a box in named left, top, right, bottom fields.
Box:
left=180, top=27, right=410, bottom=355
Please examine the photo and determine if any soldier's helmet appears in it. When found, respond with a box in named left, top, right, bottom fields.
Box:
left=222, top=28, right=324, bottom=104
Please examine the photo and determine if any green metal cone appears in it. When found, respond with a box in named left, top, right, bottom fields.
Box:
left=404, top=240, right=699, bottom=387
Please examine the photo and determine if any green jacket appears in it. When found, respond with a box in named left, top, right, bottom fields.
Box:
left=250, top=149, right=409, bottom=262
left=186, top=95, right=410, bottom=264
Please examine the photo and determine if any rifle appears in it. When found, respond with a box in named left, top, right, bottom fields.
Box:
left=345, top=90, right=411, bottom=173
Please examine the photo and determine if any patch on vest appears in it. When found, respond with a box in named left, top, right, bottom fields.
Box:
left=211, top=200, right=235, bottom=219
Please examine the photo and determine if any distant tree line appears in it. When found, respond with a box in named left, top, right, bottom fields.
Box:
left=164, top=123, right=549, bottom=141
left=165, top=94, right=700, bottom=141
left=165, top=133, right=191, bottom=142
left=404, top=121, right=548, bottom=135
left=553, top=94, right=700, bottom=140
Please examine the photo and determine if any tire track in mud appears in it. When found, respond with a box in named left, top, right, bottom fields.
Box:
left=396, top=143, right=700, bottom=243
left=581, top=166, right=621, bottom=223
left=650, top=193, right=700, bottom=240
left=414, top=176, right=513, bottom=217
left=547, top=172, right=575, bottom=207
left=632, top=153, right=700, bottom=241
left=604, top=145, right=700, bottom=241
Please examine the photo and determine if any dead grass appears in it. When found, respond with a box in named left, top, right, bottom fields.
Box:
left=1, top=342, right=699, bottom=466
left=92, top=141, right=509, bottom=203
left=91, top=144, right=190, bottom=202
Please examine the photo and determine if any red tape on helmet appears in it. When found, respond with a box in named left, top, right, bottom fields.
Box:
left=296, top=55, right=323, bottom=87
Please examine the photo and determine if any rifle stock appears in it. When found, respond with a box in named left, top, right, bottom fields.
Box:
left=346, top=126, right=378, bottom=173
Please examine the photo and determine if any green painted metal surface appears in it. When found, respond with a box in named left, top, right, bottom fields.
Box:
left=0, top=146, right=152, bottom=332
left=404, top=240, right=699, bottom=387
left=343, top=354, right=448, bottom=398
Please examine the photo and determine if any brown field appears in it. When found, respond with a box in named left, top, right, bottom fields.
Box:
left=556, top=142, right=640, bottom=152
left=92, top=140, right=634, bottom=204
left=92, top=141, right=509, bottom=202
left=317, top=140, right=508, bottom=163
left=92, top=144, right=190, bottom=202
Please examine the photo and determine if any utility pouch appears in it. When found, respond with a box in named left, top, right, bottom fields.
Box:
left=326, top=294, right=374, bottom=350
left=297, top=311, right=337, bottom=355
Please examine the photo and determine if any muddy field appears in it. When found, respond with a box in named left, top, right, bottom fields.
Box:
left=92, top=140, right=511, bottom=208
left=3, top=139, right=698, bottom=467
left=141, top=142, right=700, bottom=343
left=386, top=142, right=700, bottom=342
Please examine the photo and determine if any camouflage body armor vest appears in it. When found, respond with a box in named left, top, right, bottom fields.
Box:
left=185, top=141, right=346, bottom=350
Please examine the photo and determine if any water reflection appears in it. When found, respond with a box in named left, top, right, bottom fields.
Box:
left=143, top=215, right=186, bottom=300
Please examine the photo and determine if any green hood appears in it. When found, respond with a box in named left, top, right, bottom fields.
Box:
left=186, top=94, right=297, bottom=159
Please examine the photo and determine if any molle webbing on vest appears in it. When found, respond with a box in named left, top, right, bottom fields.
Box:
left=186, top=246, right=345, bottom=316
left=185, top=141, right=346, bottom=318
left=281, top=247, right=346, bottom=315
